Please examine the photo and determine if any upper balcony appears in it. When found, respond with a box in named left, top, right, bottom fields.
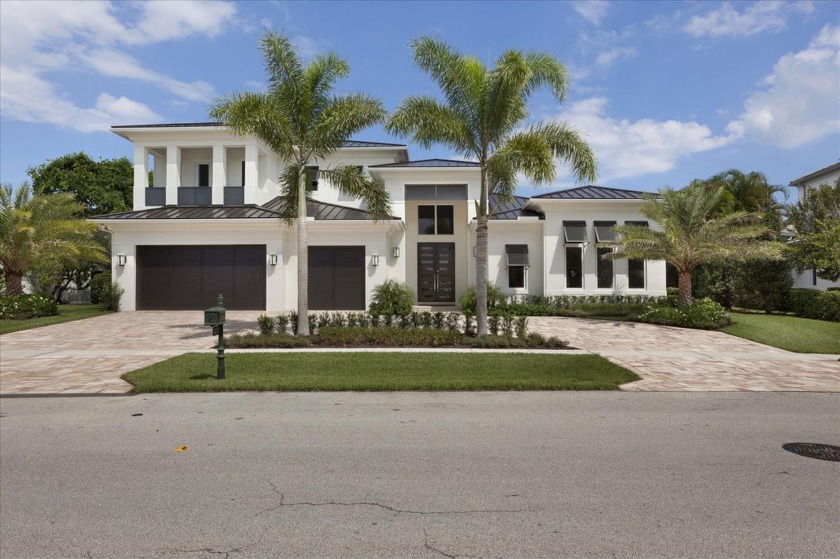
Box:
left=132, top=144, right=265, bottom=210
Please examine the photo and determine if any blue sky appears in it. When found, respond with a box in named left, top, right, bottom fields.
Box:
left=1, top=0, right=837, bottom=199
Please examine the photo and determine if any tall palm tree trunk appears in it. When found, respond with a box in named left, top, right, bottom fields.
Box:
left=4, top=269, right=24, bottom=295
left=296, top=175, right=310, bottom=336
left=475, top=167, right=489, bottom=336
left=677, top=271, right=693, bottom=307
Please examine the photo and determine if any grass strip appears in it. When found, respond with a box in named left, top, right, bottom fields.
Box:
left=0, top=305, right=111, bottom=335
left=722, top=312, right=840, bottom=354
left=123, top=352, right=638, bottom=393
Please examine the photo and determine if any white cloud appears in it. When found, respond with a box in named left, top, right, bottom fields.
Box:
left=0, top=0, right=235, bottom=132
left=549, top=97, right=736, bottom=181
left=684, top=1, right=814, bottom=39
left=573, top=1, right=610, bottom=26
left=291, top=35, right=328, bottom=59
left=0, top=66, right=161, bottom=132
left=725, top=24, right=840, bottom=149
left=596, top=47, right=638, bottom=68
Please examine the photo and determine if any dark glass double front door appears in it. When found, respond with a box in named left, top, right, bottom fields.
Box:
left=417, top=243, right=455, bottom=302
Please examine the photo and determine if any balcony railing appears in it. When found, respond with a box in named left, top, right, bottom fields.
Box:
left=178, top=187, right=212, bottom=206
left=224, top=186, right=245, bottom=205
left=145, top=187, right=166, bottom=207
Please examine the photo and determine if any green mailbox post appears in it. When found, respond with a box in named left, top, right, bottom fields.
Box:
left=204, top=294, right=226, bottom=379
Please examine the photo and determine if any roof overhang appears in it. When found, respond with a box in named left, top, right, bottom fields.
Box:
left=789, top=162, right=840, bottom=186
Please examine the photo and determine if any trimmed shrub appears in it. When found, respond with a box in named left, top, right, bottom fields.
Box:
left=98, top=281, right=124, bottom=312
left=459, top=283, right=507, bottom=314
left=257, top=314, right=275, bottom=335
left=275, top=314, right=289, bottom=334
left=90, top=271, right=111, bottom=305
left=318, top=326, right=462, bottom=347
left=226, top=332, right=311, bottom=348
left=789, top=289, right=840, bottom=322
left=637, top=298, right=731, bottom=329
left=0, top=293, right=58, bottom=319
left=369, top=280, right=415, bottom=318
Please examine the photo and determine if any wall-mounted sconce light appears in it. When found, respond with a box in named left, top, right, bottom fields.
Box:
left=371, top=254, right=379, bottom=267
left=472, top=246, right=477, bottom=257
left=268, top=253, right=278, bottom=266
left=392, top=247, right=400, bottom=259
left=117, top=253, right=127, bottom=267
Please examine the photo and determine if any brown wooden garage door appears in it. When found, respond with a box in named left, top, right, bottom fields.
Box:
left=136, top=245, right=266, bottom=310
left=308, top=246, right=365, bottom=310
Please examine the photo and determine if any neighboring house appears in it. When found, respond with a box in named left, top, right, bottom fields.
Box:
left=91, top=123, right=666, bottom=311
left=788, top=162, right=840, bottom=291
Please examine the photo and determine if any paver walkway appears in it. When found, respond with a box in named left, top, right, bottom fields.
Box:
left=529, top=317, right=840, bottom=392
left=2, top=313, right=838, bottom=395
left=0, top=311, right=263, bottom=395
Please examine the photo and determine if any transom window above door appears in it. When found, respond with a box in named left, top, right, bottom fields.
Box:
left=418, top=205, right=454, bottom=235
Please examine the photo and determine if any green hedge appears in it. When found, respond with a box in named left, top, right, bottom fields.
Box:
left=789, top=289, right=840, bottom=322
left=0, top=294, right=58, bottom=320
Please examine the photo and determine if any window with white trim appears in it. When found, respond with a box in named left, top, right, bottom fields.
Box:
left=505, top=244, right=529, bottom=289
left=594, top=221, right=616, bottom=289
left=418, top=205, right=454, bottom=235
left=197, top=164, right=210, bottom=187
left=625, top=221, right=648, bottom=289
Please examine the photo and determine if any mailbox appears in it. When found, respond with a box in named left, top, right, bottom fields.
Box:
left=204, top=294, right=226, bottom=326
left=204, top=307, right=226, bottom=326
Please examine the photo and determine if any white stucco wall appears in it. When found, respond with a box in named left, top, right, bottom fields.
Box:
left=790, top=165, right=840, bottom=290
left=486, top=220, right=545, bottom=297
left=534, top=200, right=667, bottom=296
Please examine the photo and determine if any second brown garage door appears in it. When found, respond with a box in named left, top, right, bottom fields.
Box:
left=136, top=245, right=266, bottom=310
left=308, top=246, right=365, bottom=310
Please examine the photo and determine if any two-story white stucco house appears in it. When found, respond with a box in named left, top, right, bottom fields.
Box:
left=788, top=162, right=840, bottom=291
left=92, top=123, right=666, bottom=311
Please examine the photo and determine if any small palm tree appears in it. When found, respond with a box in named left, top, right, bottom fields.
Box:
left=387, top=37, right=597, bottom=335
left=692, top=168, right=787, bottom=223
left=0, top=182, right=106, bottom=295
left=609, top=186, right=784, bottom=306
left=210, top=32, right=391, bottom=335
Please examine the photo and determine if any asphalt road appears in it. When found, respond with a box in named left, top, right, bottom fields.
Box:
left=1, top=392, right=838, bottom=558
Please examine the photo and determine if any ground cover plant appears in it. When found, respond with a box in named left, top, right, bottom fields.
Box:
left=722, top=312, right=840, bottom=354
left=0, top=304, right=111, bottom=335
left=123, top=352, right=638, bottom=393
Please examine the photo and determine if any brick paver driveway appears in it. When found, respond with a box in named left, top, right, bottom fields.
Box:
left=0, top=311, right=263, bottom=395
left=530, top=317, right=840, bottom=392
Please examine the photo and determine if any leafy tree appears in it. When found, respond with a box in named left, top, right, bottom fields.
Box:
left=210, top=31, right=390, bottom=335
left=0, top=182, right=106, bottom=296
left=27, top=152, right=133, bottom=216
left=386, top=37, right=596, bottom=335
left=787, top=181, right=840, bottom=281
left=609, top=186, right=784, bottom=307
left=689, top=168, right=787, bottom=230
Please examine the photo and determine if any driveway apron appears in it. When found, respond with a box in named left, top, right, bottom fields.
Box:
left=0, top=311, right=263, bottom=395
left=2, top=313, right=838, bottom=395
left=529, top=317, right=840, bottom=392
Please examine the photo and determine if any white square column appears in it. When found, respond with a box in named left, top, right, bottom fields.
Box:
left=133, top=145, right=148, bottom=210
left=212, top=145, right=226, bottom=205
left=244, top=143, right=258, bottom=204
left=166, top=145, right=181, bottom=206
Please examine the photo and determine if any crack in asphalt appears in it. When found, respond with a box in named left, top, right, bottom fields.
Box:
left=423, top=528, right=481, bottom=559
left=256, top=480, right=528, bottom=518
left=170, top=533, right=263, bottom=558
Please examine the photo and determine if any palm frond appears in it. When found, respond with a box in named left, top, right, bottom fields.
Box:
left=318, top=165, right=392, bottom=221
left=274, top=164, right=303, bottom=225
left=386, top=96, right=474, bottom=154
left=311, top=94, right=387, bottom=157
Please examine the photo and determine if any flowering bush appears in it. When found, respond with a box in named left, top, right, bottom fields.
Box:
left=637, top=297, right=730, bottom=329
left=0, top=294, right=59, bottom=320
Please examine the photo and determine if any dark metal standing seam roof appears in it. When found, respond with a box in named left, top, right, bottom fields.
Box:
left=789, top=162, right=840, bottom=186
left=110, top=124, right=406, bottom=149
left=369, top=159, right=480, bottom=168
left=489, top=194, right=545, bottom=220
left=532, top=185, right=647, bottom=200
left=262, top=197, right=401, bottom=221
left=94, top=205, right=281, bottom=219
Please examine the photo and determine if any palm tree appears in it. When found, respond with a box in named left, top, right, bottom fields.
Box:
left=386, top=37, right=597, bottom=335
left=210, top=32, right=391, bottom=335
left=0, top=182, right=106, bottom=295
left=693, top=168, right=787, bottom=221
left=609, top=186, right=784, bottom=307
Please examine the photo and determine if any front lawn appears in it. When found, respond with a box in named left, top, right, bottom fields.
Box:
left=722, top=312, right=840, bottom=354
left=0, top=305, right=111, bottom=335
left=123, top=352, right=638, bottom=392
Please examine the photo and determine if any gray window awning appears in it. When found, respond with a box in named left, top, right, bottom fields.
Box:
left=625, top=220, right=649, bottom=228
left=405, top=185, right=468, bottom=200
left=594, top=221, right=617, bottom=243
left=505, top=244, right=529, bottom=267
left=563, top=221, right=588, bottom=243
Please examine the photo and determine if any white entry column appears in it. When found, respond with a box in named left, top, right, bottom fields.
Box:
left=166, top=145, right=181, bottom=206
left=244, top=143, right=258, bottom=204
left=133, top=145, right=148, bottom=210
left=212, top=145, right=226, bottom=205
